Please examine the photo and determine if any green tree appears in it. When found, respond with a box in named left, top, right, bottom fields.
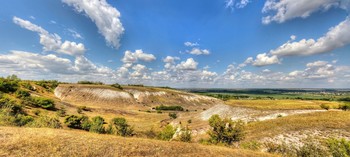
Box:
left=107, top=117, right=133, bottom=137
left=208, top=114, right=245, bottom=145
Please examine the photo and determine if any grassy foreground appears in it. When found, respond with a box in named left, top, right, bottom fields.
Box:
left=0, top=127, right=275, bottom=157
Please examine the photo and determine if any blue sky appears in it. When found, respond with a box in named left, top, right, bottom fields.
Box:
left=0, top=0, right=349, bottom=88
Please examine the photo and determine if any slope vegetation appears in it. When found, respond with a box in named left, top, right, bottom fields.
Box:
left=0, top=127, right=275, bottom=157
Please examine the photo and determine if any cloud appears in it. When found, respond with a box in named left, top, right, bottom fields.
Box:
left=246, top=17, right=350, bottom=67
left=0, top=50, right=113, bottom=79
left=58, top=41, right=85, bottom=56
left=163, top=56, right=180, bottom=69
left=163, top=56, right=180, bottom=63
left=0, top=50, right=73, bottom=74
left=270, top=17, right=350, bottom=56
left=130, top=64, right=150, bottom=79
left=188, top=48, right=210, bottom=55
left=121, top=49, right=156, bottom=64
left=262, top=0, right=349, bottom=24
left=288, top=60, right=336, bottom=79
left=13, top=16, right=86, bottom=56
left=62, top=0, right=124, bottom=49
left=200, top=70, right=218, bottom=81
left=13, top=16, right=61, bottom=52
left=236, top=0, right=250, bottom=8
left=184, top=42, right=199, bottom=47
left=67, top=29, right=83, bottom=39
left=226, top=0, right=251, bottom=9
left=176, top=58, right=198, bottom=70
left=245, top=53, right=280, bottom=66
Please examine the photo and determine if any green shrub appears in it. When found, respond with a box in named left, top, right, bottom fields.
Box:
left=327, top=138, right=350, bottom=157
left=111, top=83, right=123, bottom=90
left=29, top=115, right=61, bottom=128
left=31, top=97, right=55, bottom=110
left=320, top=104, right=330, bottom=110
left=158, top=124, right=176, bottom=141
left=0, top=75, right=20, bottom=93
left=20, top=82, right=34, bottom=91
left=339, top=103, right=350, bottom=111
left=35, top=80, right=59, bottom=92
left=56, top=107, right=66, bottom=117
left=0, top=98, right=24, bottom=115
left=296, top=139, right=329, bottom=157
left=107, top=117, right=133, bottom=137
left=15, top=90, right=30, bottom=98
left=207, top=114, right=245, bottom=145
left=187, top=119, right=192, bottom=124
left=156, top=105, right=184, bottom=111
left=178, top=127, right=191, bottom=142
left=14, top=114, right=34, bottom=126
left=77, top=81, right=104, bottom=85
left=89, top=116, right=105, bottom=134
left=168, top=113, right=177, bottom=119
left=338, top=97, right=350, bottom=102
left=64, top=115, right=90, bottom=130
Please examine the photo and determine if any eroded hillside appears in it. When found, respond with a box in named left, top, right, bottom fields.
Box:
left=55, top=84, right=220, bottom=110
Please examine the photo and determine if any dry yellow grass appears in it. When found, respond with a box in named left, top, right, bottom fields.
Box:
left=225, top=99, right=340, bottom=110
left=0, top=127, right=276, bottom=157
left=245, top=111, right=350, bottom=141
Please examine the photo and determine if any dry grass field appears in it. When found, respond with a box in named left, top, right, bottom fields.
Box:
left=245, top=111, right=350, bottom=141
left=225, top=99, right=341, bottom=110
left=0, top=127, right=276, bottom=157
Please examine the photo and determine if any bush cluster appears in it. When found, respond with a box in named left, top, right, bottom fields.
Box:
left=0, top=75, right=20, bottom=93
left=65, top=115, right=134, bottom=136
left=158, top=124, right=176, bottom=141
left=111, top=83, right=123, bottom=90
left=339, top=103, right=350, bottom=111
left=107, top=117, right=134, bottom=136
left=31, top=97, right=55, bottom=110
left=35, top=80, right=59, bottom=92
left=77, top=81, right=104, bottom=85
left=155, top=105, right=184, bottom=111
left=207, top=114, right=245, bottom=145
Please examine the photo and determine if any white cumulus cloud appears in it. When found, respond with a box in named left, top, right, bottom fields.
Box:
left=13, top=16, right=86, bottom=56
left=62, top=0, right=124, bottom=49
left=270, top=17, right=350, bottom=56
left=188, top=48, right=210, bottom=55
left=176, top=58, right=198, bottom=70
left=121, top=49, right=156, bottom=64
left=262, top=0, right=349, bottom=24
